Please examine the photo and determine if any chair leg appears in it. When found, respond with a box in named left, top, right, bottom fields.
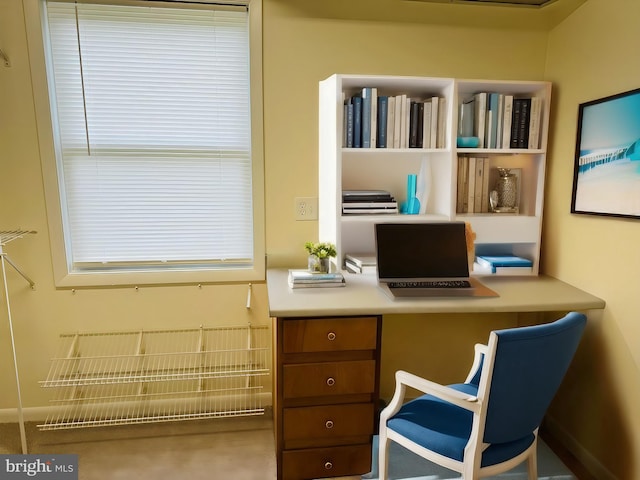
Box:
left=378, top=431, right=390, bottom=480
left=527, top=446, right=538, bottom=480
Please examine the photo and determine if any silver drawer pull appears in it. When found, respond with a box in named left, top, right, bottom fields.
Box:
left=327, top=332, right=336, bottom=341
left=324, top=462, right=333, bottom=470
left=325, top=420, right=334, bottom=429
left=326, top=377, right=335, bottom=386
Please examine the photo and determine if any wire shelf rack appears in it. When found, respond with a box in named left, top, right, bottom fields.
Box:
left=39, top=324, right=270, bottom=430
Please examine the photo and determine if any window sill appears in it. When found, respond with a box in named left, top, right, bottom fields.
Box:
left=53, top=265, right=265, bottom=289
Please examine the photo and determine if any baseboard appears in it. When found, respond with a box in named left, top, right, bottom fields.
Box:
left=544, top=415, right=618, bottom=480
left=0, top=406, right=53, bottom=424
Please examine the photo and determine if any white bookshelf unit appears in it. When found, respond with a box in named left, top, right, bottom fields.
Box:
left=318, top=74, right=551, bottom=276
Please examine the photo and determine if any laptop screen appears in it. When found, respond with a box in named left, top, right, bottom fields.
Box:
left=375, top=222, right=470, bottom=281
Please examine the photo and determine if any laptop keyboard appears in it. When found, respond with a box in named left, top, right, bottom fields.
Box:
left=388, top=280, right=472, bottom=289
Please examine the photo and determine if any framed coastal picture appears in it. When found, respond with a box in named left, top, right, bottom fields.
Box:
left=571, top=87, right=640, bottom=219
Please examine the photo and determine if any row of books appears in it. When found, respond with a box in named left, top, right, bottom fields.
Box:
left=456, top=157, right=491, bottom=214
left=342, top=190, right=398, bottom=215
left=343, top=87, right=446, bottom=149
left=459, top=92, right=542, bottom=149
left=288, top=270, right=345, bottom=289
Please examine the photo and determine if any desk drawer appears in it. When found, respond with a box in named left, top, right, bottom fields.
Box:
left=283, top=403, right=374, bottom=442
left=282, top=317, right=377, bottom=353
left=283, top=360, right=375, bottom=399
left=282, top=444, right=371, bottom=480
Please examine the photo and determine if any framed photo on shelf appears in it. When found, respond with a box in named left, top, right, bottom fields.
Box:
left=571, top=87, right=640, bottom=219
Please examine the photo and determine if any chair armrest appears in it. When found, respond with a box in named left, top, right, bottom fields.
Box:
left=396, top=370, right=479, bottom=406
left=464, top=343, right=488, bottom=384
left=380, top=370, right=480, bottom=424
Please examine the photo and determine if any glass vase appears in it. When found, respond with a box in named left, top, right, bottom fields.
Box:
left=308, top=255, right=330, bottom=273
left=491, top=168, right=518, bottom=213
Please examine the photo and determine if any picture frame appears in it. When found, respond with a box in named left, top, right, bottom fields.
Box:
left=571, top=87, right=640, bottom=219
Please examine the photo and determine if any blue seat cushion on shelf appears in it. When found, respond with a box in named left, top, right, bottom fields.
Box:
left=387, top=383, right=535, bottom=467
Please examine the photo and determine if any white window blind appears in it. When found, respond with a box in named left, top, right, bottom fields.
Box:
left=44, top=1, right=253, bottom=271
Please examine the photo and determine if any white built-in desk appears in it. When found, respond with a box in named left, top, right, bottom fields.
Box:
left=266, top=269, right=605, bottom=317
left=266, top=269, right=605, bottom=480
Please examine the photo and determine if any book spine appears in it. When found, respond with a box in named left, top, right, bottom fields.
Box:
left=517, top=98, right=531, bottom=148
left=393, top=95, right=402, bottom=148
left=352, top=96, right=362, bottom=148
left=370, top=87, right=378, bottom=148
left=437, top=97, right=446, bottom=148
left=417, top=101, right=424, bottom=148
left=344, top=102, right=354, bottom=148
left=467, top=157, right=476, bottom=213
left=457, top=156, right=468, bottom=213
left=474, top=156, right=484, bottom=213
left=377, top=95, right=388, bottom=148
left=430, top=96, right=439, bottom=149
left=510, top=98, right=523, bottom=149
left=481, top=158, right=491, bottom=212
left=404, top=95, right=411, bottom=148
left=502, top=95, right=513, bottom=149
left=511, top=98, right=531, bottom=148
left=409, top=101, right=420, bottom=148
left=386, top=96, right=395, bottom=149
left=473, top=92, right=487, bottom=148
left=398, top=94, right=408, bottom=148
left=488, top=93, right=499, bottom=149
left=361, top=88, right=372, bottom=148
left=496, top=94, right=504, bottom=148
left=528, top=97, right=542, bottom=149
left=422, top=101, right=432, bottom=149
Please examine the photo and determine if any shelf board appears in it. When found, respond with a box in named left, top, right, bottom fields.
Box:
left=456, top=148, right=545, bottom=155
left=342, top=213, right=449, bottom=223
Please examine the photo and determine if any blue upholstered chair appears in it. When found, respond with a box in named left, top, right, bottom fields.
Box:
left=378, top=311, right=587, bottom=479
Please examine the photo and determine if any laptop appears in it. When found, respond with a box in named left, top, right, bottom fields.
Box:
left=375, top=222, right=498, bottom=298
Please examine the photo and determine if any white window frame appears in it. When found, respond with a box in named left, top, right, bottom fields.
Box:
left=24, top=0, right=265, bottom=288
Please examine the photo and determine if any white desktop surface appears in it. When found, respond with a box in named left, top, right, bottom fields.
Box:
left=266, top=269, right=606, bottom=317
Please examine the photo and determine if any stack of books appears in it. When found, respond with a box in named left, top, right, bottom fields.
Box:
left=288, top=270, right=346, bottom=289
left=342, top=190, right=398, bottom=215
left=475, top=255, right=533, bottom=275
left=344, top=253, right=377, bottom=274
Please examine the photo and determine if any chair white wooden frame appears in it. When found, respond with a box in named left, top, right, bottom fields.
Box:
left=378, top=312, right=586, bottom=479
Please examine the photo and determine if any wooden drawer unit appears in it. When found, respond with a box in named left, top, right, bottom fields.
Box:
left=283, top=403, right=375, bottom=449
left=274, top=315, right=381, bottom=480
left=282, top=444, right=372, bottom=480
left=282, top=317, right=378, bottom=353
left=283, top=360, right=376, bottom=398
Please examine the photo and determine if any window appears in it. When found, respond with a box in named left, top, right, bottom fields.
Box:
left=37, top=0, right=264, bottom=287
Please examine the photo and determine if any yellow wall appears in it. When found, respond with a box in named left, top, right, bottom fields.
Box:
left=542, top=0, right=640, bottom=477
left=0, top=0, right=271, bottom=412
left=1, top=0, right=637, bottom=477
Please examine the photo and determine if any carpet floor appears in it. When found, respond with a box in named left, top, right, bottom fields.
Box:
left=0, top=416, right=576, bottom=479
left=364, top=435, right=576, bottom=480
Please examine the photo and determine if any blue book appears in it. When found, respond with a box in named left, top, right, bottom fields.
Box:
left=377, top=95, right=388, bottom=148
left=361, top=88, right=372, bottom=148
left=352, top=96, right=362, bottom=148
left=476, top=255, right=533, bottom=273
left=344, top=101, right=354, bottom=147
